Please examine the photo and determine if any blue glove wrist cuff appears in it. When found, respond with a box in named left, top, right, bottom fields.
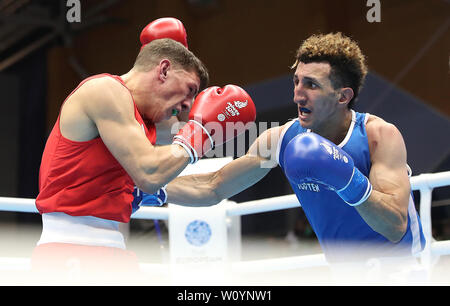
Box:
left=142, top=185, right=167, bottom=206
left=337, top=168, right=372, bottom=206
left=131, top=185, right=168, bottom=214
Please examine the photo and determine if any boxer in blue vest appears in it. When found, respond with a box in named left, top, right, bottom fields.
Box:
left=161, top=32, right=426, bottom=263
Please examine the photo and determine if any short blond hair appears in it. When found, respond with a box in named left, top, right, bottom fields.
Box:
left=134, top=38, right=209, bottom=91
left=292, top=32, right=368, bottom=108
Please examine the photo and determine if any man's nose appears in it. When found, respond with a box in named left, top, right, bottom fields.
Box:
left=293, top=85, right=306, bottom=105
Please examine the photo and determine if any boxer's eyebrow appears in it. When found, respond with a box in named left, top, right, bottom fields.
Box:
left=303, top=76, right=322, bottom=88
left=293, top=74, right=322, bottom=88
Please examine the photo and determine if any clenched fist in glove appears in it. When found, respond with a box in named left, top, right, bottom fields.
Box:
left=173, top=85, right=256, bottom=163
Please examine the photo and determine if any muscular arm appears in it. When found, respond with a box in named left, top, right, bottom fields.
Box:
left=355, top=118, right=411, bottom=242
left=166, top=125, right=284, bottom=206
left=63, top=77, right=190, bottom=194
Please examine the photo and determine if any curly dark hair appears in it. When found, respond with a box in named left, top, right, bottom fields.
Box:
left=292, top=32, right=368, bottom=109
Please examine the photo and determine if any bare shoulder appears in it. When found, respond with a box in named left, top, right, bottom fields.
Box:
left=60, top=75, right=134, bottom=141
left=76, top=76, right=132, bottom=114
left=366, top=114, right=404, bottom=147
left=365, top=116, right=410, bottom=197
left=365, top=114, right=407, bottom=164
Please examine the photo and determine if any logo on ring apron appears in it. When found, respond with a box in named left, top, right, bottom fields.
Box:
left=184, top=220, right=212, bottom=246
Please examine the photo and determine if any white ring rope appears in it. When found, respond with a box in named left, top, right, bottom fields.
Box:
left=0, top=171, right=449, bottom=275
left=1, top=171, right=448, bottom=219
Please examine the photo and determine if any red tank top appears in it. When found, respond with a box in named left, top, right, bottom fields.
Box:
left=36, top=74, right=157, bottom=223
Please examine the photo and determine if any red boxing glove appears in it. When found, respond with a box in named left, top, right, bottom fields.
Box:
left=140, top=17, right=188, bottom=49
left=173, top=85, right=256, bottom=163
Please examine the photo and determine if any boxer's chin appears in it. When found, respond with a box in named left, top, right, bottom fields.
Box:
left=153, top=111, right=168, bottom=123
left=298, top=112, right=312, bottom=126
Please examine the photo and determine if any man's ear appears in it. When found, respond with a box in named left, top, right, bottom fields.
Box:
left=339, top=87, right=354, bottom=105
left=158, top=59, right=171, bottom=82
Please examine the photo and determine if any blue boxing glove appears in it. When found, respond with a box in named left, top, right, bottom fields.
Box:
left=131, top=185, right=167, bottom=214
left=283, top=132, right=372, bottom=206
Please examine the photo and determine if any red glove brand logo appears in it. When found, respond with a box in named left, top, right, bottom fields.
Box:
left=233, top=100, right=249, bottom=109
left=217, top=100, right=249, bottom=122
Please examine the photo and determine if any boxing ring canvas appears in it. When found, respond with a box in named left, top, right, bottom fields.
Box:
left=0, top=157, right=449, bottom=285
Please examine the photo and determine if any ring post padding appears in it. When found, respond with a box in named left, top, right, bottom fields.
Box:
left=168, top=201, right=228, bottom=284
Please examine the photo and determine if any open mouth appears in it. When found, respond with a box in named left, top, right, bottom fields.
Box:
left=299, top=107, right=311, bottom=117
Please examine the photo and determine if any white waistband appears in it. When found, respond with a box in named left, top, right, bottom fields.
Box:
left=37, top=212, right=126, bottom=249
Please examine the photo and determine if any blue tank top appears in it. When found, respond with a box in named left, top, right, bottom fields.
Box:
left=277, top=111, right=426, bottom=262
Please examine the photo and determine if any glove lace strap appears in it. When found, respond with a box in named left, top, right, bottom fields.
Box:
left=189, top=119, right=215, bottom=150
